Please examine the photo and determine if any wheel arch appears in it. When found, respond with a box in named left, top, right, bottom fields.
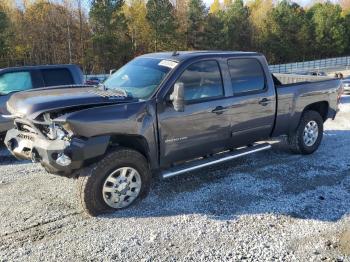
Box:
left=302, top=101, right=329, bottom=122
left=108, top=134, right=153, bottom=168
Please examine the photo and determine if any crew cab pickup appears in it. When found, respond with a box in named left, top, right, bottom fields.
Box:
left=4, top=51, right=343, bottom=216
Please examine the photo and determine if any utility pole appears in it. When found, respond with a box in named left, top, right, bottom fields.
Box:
left=77, top=0, right=84, bottom=70
left=67, top=15, right=72, bottom=64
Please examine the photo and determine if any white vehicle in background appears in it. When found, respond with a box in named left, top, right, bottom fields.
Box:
left=84, top=74, right=109, bottom=85
left=342, top=77, right=350, bottom=93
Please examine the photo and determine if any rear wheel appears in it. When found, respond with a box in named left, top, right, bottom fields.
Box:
left=77, top=148, right=151, bottom=216
left=288, top=110, right=324, bottom=155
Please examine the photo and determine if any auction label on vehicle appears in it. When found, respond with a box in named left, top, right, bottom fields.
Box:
left=158, top=60, right=178, bottom=69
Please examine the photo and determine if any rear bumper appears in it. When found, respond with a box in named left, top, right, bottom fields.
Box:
left=343, top=84, right=350, bottom=92
left=5, top=128, right=109, bottom=177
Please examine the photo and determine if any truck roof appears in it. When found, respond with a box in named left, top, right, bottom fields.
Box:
left=0, top=64, right=80, bottom=73
left=141, top=51, right=262, bottom=62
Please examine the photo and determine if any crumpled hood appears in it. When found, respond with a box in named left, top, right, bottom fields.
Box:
left=6, top=86, right=132, bottom=119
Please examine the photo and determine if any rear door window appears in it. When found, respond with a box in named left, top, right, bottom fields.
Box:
left=41, top=68, right=74, bottom=87
left=0, top=71, right=33, bottom=95
left=227, top=58, right=266, bottom=94
left=176, top=60, right=224, bottom=102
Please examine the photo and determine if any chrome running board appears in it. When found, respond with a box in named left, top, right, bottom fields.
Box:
left=161, top=143, right=271, bottom=179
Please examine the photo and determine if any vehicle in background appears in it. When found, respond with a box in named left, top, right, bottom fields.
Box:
left=296, top=71, right=328, bottom=76
left=0, top=64, right=84, bottom=135
left=309, top=71, right=327, bottom=76
left=272, top=73, right=332, bottom=85
left=3, top=51, right=343, bottom=216
left=342, top=77, right=350, bottom=93
left=85, top=77, right=101, bottom=86
left=85, top=74, right=109, bottom=85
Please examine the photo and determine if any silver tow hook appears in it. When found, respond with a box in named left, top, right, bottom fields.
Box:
left=31, top=149, right=40, bottom=163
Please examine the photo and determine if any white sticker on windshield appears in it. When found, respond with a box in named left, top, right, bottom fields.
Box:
left=158, top=60, right=178, bottom=69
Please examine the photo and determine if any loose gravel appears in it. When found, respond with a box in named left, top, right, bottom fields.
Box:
left=0, top=96, right=350, bottom=261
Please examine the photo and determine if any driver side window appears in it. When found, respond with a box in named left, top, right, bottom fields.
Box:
left=176, top=60, right=224, bottom=102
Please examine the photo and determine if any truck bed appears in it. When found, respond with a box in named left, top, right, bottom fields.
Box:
left=272, top=73, right=342, bottom=137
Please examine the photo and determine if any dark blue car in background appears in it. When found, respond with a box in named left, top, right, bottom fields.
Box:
left=0, top=64, right=84, bottom=134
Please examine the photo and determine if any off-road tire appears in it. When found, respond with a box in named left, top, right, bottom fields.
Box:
left=287, top=110, right=324, bottom=155
left=76, top=148, right=151, bottom=216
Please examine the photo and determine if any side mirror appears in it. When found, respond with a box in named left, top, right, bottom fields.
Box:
left=170, top=82, right=185, bottom=112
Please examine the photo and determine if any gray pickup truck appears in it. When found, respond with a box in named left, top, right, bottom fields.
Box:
left=3, top=51, right=343, bottom=216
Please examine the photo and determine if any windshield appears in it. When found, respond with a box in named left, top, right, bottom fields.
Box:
left=103, top=57, right=177, bottom=99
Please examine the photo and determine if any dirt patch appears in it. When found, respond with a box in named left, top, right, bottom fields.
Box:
left=339, top=228, right=350, bottom=255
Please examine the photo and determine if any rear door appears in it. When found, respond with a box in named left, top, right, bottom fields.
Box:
left=30, top=69, right=45, bottom=88
left=225, top=57, right=276, bottom=147
left=41, top=68, right=74, bottom=87
left=157, top=59, right=232, bottom=166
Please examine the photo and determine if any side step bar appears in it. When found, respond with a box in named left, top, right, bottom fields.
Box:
left=161, top=143, right=271, bottom=179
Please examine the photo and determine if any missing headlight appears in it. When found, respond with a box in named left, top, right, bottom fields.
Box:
left=38, top=113, right=72, bottom=141
left=46, top=123, right=70, bottom=141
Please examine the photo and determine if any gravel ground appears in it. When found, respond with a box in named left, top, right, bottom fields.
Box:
left=0, top=96, right=350, bottom=261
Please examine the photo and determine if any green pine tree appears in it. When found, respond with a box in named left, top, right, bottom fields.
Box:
left=187, top=0, right=207, bottom=49
left=89, top=0, right=132, bottom=72
left=146, top=0, right=178, bottom=51
left=223, top=0, right=251, bottom=50
left=307, top=2, right=348, bottom=58
left=202, top=13, right=226, bottom=50
left=0, top=6, right=9, bottom=59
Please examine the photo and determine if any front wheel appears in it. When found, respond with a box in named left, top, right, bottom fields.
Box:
left=288, top=110, right=324, bottom=155
left=77, top=148, right=151, bottom=216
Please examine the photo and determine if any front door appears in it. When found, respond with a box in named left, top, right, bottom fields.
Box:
left=157, top=60, right=231, bottom=167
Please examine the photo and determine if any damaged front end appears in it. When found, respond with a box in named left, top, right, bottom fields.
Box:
left=5, top=111, right=109, bottom=177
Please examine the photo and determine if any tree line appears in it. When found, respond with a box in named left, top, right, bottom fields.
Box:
left=0, top=0, right=349, bottom=73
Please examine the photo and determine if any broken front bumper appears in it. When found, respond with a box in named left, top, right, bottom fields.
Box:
left=5, top=128, right=109, bottom=177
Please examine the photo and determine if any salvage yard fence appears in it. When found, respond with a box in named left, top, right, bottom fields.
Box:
left=269, top=56, right=350, bottom=74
